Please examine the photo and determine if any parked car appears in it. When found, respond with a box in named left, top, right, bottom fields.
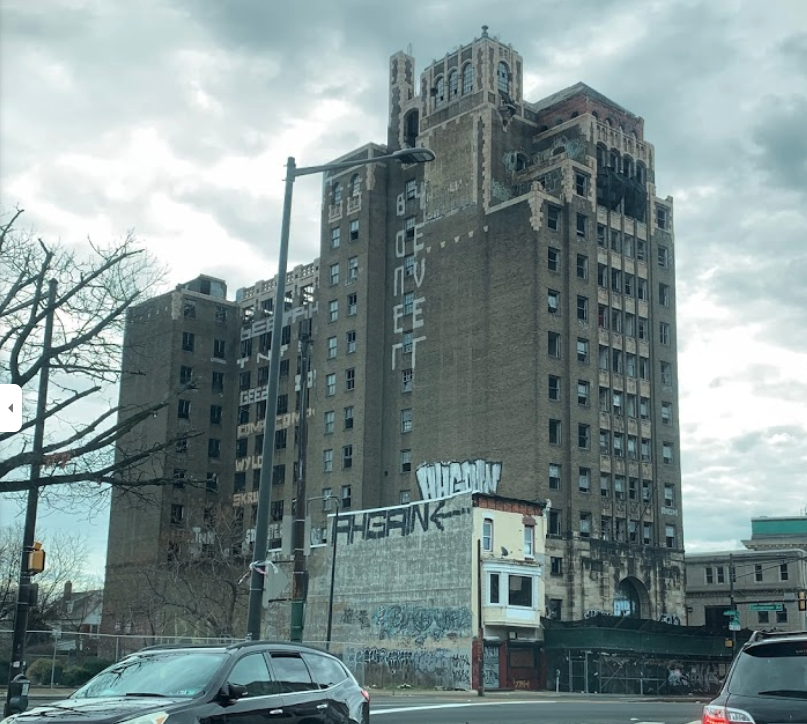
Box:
left=703, top=629, right=807, bottom=724
left=1, top=641, right=370, bottom=724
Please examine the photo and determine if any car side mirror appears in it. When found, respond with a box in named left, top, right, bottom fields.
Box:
left=219, top=683, right=248, bottom=703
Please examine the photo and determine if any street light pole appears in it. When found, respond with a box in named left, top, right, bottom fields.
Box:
left=5, top=279, right=57, bottom=718
left=325, top=497, right=340, bottom=651
left=245, top=148, right=436, bottom=641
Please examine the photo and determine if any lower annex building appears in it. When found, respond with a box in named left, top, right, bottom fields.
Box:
left=102, top=27, right=685, bottom=640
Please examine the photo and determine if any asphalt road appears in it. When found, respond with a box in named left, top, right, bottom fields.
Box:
left=370, top=694, right=704, bottom=724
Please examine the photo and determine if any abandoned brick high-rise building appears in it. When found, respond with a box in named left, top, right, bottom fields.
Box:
left=303, top=27, right=684, bottom=621
left=103, top=28, right=684, bottom=636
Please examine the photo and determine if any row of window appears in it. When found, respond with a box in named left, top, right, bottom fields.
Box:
left=324, top=368, right=356, bottom=396
left=547, top=376, right=674, bottom=423
left=328, top=257, right=359, bottom=286
left=182, top=300, right=229, bottom=324
left=546, top=207, right=672, bottom=265
left=181, top=332, right=227, bottom=357
left=330, top=174, right=362, bottom=206
left=704, top=562, right=790, bottom=584
left=481, top=519, right=535, bottom=558
left=548, top=463, right=676, bottom=505
left=327, top=292, right=358, bottom=322
left=323, top=445, right=354, bottom=471
left=326, top=331, right=357, bottom=358
left=431, top=62, right=479, bottom=106
left=329, top=219, right=360, bottom=249
left=170, top=469, right=219, bottom=492
left=545, top=418, right=675, bottom=463
left=547, top=509, right=678, bottom=548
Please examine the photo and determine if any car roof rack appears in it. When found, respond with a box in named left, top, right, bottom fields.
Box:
left=746, top=629, right=807, bottom=644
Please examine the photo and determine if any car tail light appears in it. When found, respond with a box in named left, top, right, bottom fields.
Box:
left=361, top=689, right=370, bottom=703
left=703, top=705, right=756, bottom=724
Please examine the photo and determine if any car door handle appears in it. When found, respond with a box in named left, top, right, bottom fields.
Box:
left=269, top=710, right=283, bottom=715
left=316, top=704, right=328, bottom=710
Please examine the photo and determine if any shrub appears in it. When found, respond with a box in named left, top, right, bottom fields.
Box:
left=26, top=658, right=62, bottom=685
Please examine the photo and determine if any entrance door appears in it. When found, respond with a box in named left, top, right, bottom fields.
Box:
left=483, top=645, right=500, bottom=689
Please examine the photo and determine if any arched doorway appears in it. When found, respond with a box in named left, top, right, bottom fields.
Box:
left=613, top=576, right=651, bottom=619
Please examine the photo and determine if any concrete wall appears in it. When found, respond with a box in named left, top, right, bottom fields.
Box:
left=284, top=492, right=476, bottom=689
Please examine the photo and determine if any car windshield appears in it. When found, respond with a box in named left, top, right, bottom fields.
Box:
left=728, top=641, right=807, bottom=696
left=71, top=651, right=227, bottom=699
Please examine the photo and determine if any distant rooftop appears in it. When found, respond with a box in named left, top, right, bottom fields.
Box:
left=751, top=516, right=807, bottom=538
left=528, top=81, right=639, bottom=119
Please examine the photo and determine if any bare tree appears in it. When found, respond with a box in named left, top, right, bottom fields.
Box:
left=0, top=523, right=91, bottom=626
left=0, top=208, right=199, bottom=496
left=105, top=504, right=250, bottom=639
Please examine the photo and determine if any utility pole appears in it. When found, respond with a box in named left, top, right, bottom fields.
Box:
left=5, top=279, right=57, bottom=718
left=729, top=552, right=737, bottom=656
left=290, top=321, right=311, bottom=642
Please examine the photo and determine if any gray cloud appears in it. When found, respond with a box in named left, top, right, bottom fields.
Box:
left=3, top=0, right=807, bottom=556
left=751, top=95, right=807, bottom=192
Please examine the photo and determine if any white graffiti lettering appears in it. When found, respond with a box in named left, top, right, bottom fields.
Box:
left=416, top=460, right=502, bottom=500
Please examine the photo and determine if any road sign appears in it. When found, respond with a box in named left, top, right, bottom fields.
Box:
left=729, top=622, right=741, bottom=631
left=750, top=603, right=784, bottom=612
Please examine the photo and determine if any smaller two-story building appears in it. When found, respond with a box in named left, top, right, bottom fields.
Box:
left=265, top=490, right=547, bottom=690
left=686, top=546, right=807, bottom=633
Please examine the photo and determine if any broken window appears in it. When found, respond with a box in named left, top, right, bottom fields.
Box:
left=462, top=64, right=474, bottom=94
left=549, top=463, right=561, bottom=489
left=548, top=375, right=561, bottom=401
left=656, top=206, right=669, bottom=230
left=577, top=380, right=589, bottom=405
left=347, top=293, right=357, bottom=316
left=597, top=223, right=606, bottom=246
left=636, top=238, right=647, bottom=261
left=549, top=418, right=561, bottom=445
left=576, top=213, right=587, bottom=237
left=497, top=61, right=510, bottom=94
left=547, top=205, right=560, bottom=230
left=658, top=245, right=669, bottom=268
left=578, top=425, right=590, bottom=450
left=400, top=448, right=411, bottom=472
left=448, top=69, right=458, bottom=97
left=576, top=254, right=588, bottom=279
left=577, top=295, right=588, bottom=321
left=575, top=172, right=589, bottom=197
left=659, top=283, right=671, bottom=306
left=181, top=331, right=195, bottom=351
left=547, top=247, right=559, bottom=272
left=548, top=332, right=561, bottom=358
left=350, top=173, right=361, bottom=196
left=577, top=338, right=588, bottom=362
left=434, top=76, right=445, bottom=106
left=183, top=300, right=196, bottom=318
left=610, top=229, right=622, bottom=253
left=660, top=361, right=673, bottom=386
left=547, top=289, right=560, bottom=314
left=660, top=322, right=671, bottom=345
left=349, top=219, right=359, bottom=241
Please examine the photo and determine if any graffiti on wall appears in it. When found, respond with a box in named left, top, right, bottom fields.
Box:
left=341, top=608, right=371, bottom=629
left=374, top=605, right=472, bottom=645
left=391, top=202, right=427, bottom=373
left=334, top=499, right=471, bottom=545
left=344, top=646, right=471, bottom=689
left=658, top=613, right=682, bottom=626
left=416, top=459, right=502, bottom=500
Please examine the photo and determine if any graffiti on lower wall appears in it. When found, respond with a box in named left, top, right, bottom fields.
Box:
left=416, top=460, right=502, bottom=500
left=333, top=499, right=471, bottom=545
left=344, top=646, right=471, bottom=689
left=374, top=604, right=472, bottom=644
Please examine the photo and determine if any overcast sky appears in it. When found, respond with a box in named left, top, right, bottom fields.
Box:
left=2, top=0, right=806, bottom=578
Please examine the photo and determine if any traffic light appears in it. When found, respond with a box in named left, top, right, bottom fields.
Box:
left=799, top=590, right=806, bottom=612
left=27, top=541, right=46, bottom=575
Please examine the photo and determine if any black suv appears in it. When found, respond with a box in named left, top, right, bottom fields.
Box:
left=703, top=630, right=807, bottom=724
left=2, top=641, right=369, bottom=724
